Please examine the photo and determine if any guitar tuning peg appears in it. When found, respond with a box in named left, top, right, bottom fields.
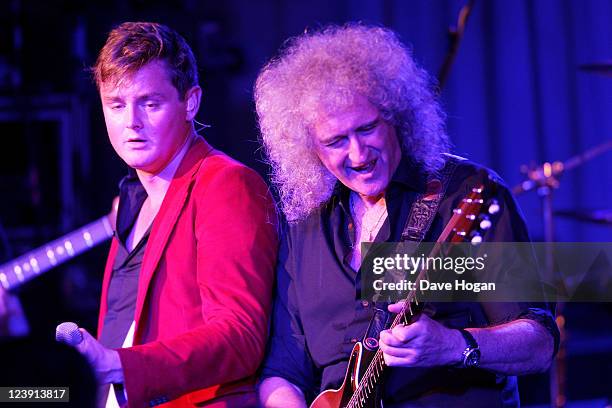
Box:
left=488, top=199, right=500, bottom=215
left=470, top=231, right=482, bottom=245
left=479, top=215, right=492, bottom=230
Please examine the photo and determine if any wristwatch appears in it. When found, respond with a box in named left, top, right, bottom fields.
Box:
left=457, top=328, right=480, bottom=368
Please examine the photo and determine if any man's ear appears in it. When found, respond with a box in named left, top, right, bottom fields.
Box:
left=185, top=86, right=202, bottom=121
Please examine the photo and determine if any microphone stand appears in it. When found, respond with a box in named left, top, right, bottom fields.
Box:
left=512, top=139, right=612, bottom=408
left=437, top=0, right=476, bottom=91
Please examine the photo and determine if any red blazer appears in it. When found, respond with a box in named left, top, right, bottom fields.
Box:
left=98, top=137, right=278, bottom=407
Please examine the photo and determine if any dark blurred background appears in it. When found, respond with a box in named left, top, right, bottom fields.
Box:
left=0, top=0, right=610, bottom=406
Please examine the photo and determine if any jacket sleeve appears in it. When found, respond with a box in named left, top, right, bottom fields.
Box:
left=117, top=164, right=278, bottom=407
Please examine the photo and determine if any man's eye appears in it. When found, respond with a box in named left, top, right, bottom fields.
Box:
left=358, top=122, right=378, bottom=133
left=110, top=104, right=124, bottom=110
left=145, top=102, right=160, bottom=109
left=325, top=137, right=345, bottom=147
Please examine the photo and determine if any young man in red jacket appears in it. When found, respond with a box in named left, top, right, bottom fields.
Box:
left=71, top=22, right=278, bottom=407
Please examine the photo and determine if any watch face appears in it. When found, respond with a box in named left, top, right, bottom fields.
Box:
left=466, top=349, right=481, bottom=368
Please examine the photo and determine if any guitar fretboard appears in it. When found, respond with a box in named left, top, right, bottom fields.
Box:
left=0, top=216, right=113, bottom=291
left=347, top=185, right=487, bottom=408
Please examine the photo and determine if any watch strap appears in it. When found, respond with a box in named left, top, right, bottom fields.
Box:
left=457, top=328, right=480, bottom=368
left=458, top=328, right=477, bottom=349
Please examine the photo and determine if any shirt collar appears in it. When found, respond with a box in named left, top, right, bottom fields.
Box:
left=116, top=167, right=148, bottom=246
left=391, top=154, right=428, bottom=192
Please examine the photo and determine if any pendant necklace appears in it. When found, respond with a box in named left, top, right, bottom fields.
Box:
left=350, top=192, right=388, bottom=243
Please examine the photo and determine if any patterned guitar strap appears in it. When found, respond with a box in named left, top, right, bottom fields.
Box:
left=362, top=154, right=461, bottom=351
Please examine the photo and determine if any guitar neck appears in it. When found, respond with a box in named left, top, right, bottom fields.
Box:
left=348, top=185, right=488, bottom=407
left=347, top=246, right=462, bottom=407
left=0, top=216, right=114, bottom=291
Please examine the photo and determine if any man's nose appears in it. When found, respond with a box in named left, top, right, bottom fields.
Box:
left=125, top=105, right=143, bottom=130
left=348, top=135, right=368, bottom=163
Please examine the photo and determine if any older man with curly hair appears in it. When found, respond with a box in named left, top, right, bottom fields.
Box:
left=256, top=24, right=558, bottom=408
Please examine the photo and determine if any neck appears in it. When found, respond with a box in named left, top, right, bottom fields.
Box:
left=350, top=191, right=387, bottom=222
left=136, top=131, right=195, bottom=208
left=356, top=192, right=385, bottom=209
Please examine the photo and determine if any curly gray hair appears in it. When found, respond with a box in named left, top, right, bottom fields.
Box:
left=255, top=23, right=450, bottom=222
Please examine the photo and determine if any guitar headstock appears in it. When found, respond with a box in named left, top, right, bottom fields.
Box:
left=389, top=182, right=502, bottom=328
left=449, top=184, right=500, bottom=244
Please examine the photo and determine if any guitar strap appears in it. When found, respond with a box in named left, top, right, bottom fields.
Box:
left=362, top=154, right=461, bottom=349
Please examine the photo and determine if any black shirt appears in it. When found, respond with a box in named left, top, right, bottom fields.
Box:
left=261, top=156, right=559, bottom=407
left=99, top=169, right=149, bottom=350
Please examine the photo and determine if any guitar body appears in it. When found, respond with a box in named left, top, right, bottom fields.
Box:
left=310, top=342, right=383, bottom=408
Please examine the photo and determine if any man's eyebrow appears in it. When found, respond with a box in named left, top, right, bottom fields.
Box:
left=102, top=92, right=166, bottom=103
left=137, top=92, right=166, bottom=100
left=356, top=116, right=380, bottom=130
left=101, top=95, right=123, bottom=103
left=319, top=134, right=343, bottom=144
left=318, top=116, right=381, bottom=143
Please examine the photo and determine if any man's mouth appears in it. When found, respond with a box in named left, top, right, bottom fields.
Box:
left=349, top=159, right=377, bottom=174
left=125, top=138, right=149, bottom=149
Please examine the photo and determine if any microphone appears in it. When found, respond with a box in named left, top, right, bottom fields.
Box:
left=55, top=322, right=83, bottom=346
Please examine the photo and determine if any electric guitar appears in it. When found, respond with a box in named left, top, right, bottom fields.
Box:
left=310, top=184, right=499, bottom=408
left=0, top=198, right=118, bottom=291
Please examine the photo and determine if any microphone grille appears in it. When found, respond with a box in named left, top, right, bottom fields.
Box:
left=55, top=322, right=83, bottom=346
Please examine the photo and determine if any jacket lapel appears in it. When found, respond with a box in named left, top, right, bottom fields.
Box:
left=132, top=137, right=213, bottom=339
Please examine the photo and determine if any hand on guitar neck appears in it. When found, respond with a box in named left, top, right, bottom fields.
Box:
left=378, top=302, right=465, bottom=368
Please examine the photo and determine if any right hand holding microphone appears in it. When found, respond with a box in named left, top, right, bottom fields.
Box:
left=56, top=322, right=124, bottom=385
